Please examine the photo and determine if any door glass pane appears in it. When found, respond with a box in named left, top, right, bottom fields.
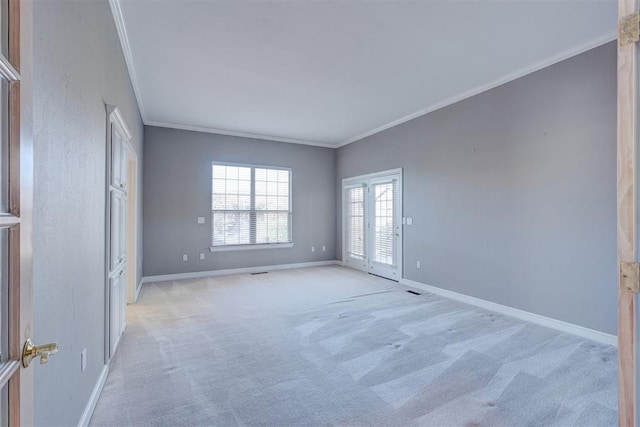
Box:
left=346, top=186, right=365, bottom=260
left=0, top=382, right=7, bottom=427
left=0, top=0, right=8, bottom=59
left=373, top=181, right=396, bottom=266
left=0, top=78, right=9, bottom=213
left=0, top=227, right=8, bottom=363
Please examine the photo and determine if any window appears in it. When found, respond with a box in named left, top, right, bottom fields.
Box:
left=211, top=163, right=292, bottom=250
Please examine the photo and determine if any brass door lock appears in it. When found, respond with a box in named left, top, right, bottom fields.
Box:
left=22, top=339, right=58, bottom=367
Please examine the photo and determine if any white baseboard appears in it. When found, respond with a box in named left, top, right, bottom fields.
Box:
left=399, top=278, right=617, bottom=347
left=77, top=364, right=108, bottom=427
left=141, top=260, right=341, bottom=284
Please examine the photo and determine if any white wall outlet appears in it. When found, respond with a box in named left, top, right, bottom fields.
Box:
left=182, top=254, right=188, bottom=261
left=402, top=217, right=406, bottom=225
left=197, top=217, right=205, bottom=224
left=81, top=348, right=87, bottom=373
left=407, top=217, right=413, bottom=225
left=311, top=246, right=315, bottom=252
left=322, top=245, right=326, bottom=251
left=200, top=253, right=205, bottom=260
left=416, top=261, right=421, bottom=269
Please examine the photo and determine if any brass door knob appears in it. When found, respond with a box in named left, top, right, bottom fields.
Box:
left=22, top=339, right=58, bottom=367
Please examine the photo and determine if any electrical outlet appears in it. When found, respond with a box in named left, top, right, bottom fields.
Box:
left=197, top=217, right=205, bottom=224
left=81, top=348, right=87, bottom=373
left=182, top=254, right=188, bottom=261
left=311, top=246, right=315, bottom=252
left=200, top=253, right=205, bottom=260
left=322, top=246, right=326, bottom=251
left=416, top=261, right=421, bottom=269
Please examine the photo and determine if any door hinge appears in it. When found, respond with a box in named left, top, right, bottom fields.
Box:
left=620, top=12, right=640, bottom=46
left=620, top=261, right=640, bottom=292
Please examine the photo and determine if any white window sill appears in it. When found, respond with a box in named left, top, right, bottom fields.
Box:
left=209, top=243, right=294, bottom=252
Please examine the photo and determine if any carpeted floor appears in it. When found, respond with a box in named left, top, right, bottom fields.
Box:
left=89, top=266, right=617, bottom=426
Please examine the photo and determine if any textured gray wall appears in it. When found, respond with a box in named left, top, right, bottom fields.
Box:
left=33, top=1, right=143, bottom=425
left=143, top=126, right=336, bottom=276
left=337, top=42, right=617, bottom=335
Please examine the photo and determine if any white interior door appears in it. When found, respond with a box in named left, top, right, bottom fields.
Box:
left=343, top=170, right=402, bottom=281
left=105, top=106, right=130, bottom=361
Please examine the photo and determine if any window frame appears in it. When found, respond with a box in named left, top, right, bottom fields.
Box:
left=209, top=161, right=293, bottom=252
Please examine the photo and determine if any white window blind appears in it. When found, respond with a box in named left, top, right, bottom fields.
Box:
left=212, top=164, right=292, bottom=248
left=372, top=180, right=397, bottom=266
left=346, top=186, right=365, bottom=261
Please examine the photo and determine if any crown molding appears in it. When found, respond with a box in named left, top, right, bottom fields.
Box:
left=336, top=31, right=617, bottom=148
left=109, top=0, right=147, bottom=121
left=144, top=120, right=337, bottom=148
left=108, top=2, right=615, bottom=150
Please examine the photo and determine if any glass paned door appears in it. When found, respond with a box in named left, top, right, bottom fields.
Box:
left=342, top=171, right=402, bottom=280
left=368, top=177, right=400, bottom=279
left=0, top=0, right=37, bottom=424
left=344, top=185, right=367, bottom=271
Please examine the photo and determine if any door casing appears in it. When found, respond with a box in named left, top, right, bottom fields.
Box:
left=617, top=0, right=638, bottom=423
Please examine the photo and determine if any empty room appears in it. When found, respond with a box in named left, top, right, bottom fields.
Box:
left=3, top=0, right=640, bottom=425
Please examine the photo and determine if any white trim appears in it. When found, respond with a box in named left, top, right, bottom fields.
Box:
left=0, top=55, right=19, bottom=82
left=399, top=278, right=617, bottom=347
left=336, top=32, right=617, bottom=148
left=145, top=120, right=335, bottom=148
left=134, top=277, right=143, bottom=302
left=106, top=105, right=133, bottom=141
left=77, top=365, right=109, bottom=427
left=141, top=260, right=340, bottom=284
left=210, top=243, right=294, bottom=252
left=108, top=0, right=147, bottom=121
left=342, top=168, right=403, bottom=186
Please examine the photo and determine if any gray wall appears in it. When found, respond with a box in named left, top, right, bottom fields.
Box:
left=143, top=126, right=336, bottom=276
left=33, top=0, right=143, bottom=425
left=337, top=42, right=617, bottom=335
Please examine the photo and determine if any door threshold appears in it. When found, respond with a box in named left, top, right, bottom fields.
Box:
left=368, top=272, right=399, bottom=282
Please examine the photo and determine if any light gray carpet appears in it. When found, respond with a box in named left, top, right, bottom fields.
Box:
left=89, top=266, right=617, bottom=426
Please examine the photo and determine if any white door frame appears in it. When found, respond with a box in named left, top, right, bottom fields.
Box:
left=342, top=168, right=403, bottom=280
left=125, top=145, right=139, bottom=304
left=104, top=105, right=132, bottom=363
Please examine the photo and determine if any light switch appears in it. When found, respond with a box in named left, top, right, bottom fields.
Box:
left=197, top=217, right=205, bottom=224
left=407, top=217, right=413, bottom=225
left=200, top=253, right=205, bottom=260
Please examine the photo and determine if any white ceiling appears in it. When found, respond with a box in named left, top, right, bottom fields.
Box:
left=111, top=0, right=616, bottom=148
